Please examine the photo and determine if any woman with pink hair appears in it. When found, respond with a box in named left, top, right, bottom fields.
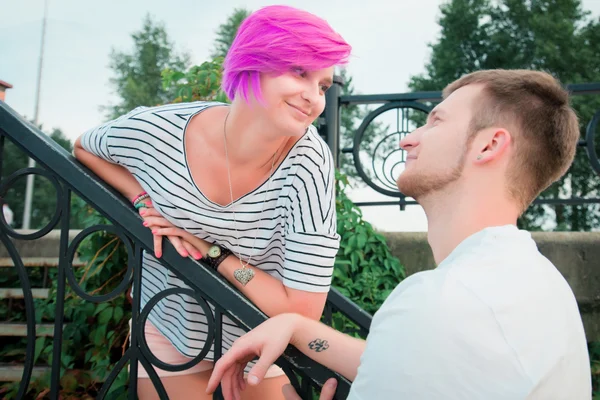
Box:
left=75, top=5, right=351, bottom=399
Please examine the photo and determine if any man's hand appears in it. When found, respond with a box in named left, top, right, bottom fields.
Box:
left=206, top=314, right=300, bottom=399
left=283, top=378, right=338, bottom=400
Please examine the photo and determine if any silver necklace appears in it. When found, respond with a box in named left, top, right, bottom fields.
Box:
left=223, top=111, right=279, bottom=286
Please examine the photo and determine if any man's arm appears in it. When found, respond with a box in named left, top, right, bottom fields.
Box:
left=289, top=314, right=365, bottom=381
left=206, top=313, right=366, bottom=397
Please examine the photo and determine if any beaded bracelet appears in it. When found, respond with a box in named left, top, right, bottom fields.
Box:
left=132, top=192, right=149, bottom=206
left=134, top=202, right=150, bottom=210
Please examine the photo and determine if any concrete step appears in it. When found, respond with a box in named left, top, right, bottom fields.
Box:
left=0, top=288, right=49, bottom=299
left=0, top=230, right=82, bottom=259
left=0, top=364, right=103, bottom=383
left=0, top=323, right=57, bottom=337
left=0, top=364, right=50, bottom=382
left=0, top=257, right=84, bottom=267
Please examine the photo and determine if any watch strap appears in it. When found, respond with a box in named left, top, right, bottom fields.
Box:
left=202, top=245, right=232, bottom=271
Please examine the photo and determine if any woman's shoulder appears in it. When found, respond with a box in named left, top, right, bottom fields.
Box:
left=289, top=125, right=334, bottom=167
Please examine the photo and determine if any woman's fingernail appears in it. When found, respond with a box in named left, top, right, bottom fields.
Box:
left=152, top=230, right=158, bottom=234
left=194, top=252, right=202, bottom=259
left=328, top=380, right=337, bottom=389
left=156, top=251, right=161, bottom=258
left=140, top=210, right=146, bottom=215
left=143, top=221, right=148, bottom=227
left=248, top=375, right=259, bottom=385
left=182, top=251, right=189, bottom=257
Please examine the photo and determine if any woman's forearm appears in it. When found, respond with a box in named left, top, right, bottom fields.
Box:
left=217, top=257, right=325, bottom=319
left=181, top=238, right=327, bottom=320
left=74, top=137, right=143, bottom=201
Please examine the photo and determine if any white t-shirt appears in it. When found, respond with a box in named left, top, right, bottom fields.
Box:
left=349, top=225, right=591, bottom=399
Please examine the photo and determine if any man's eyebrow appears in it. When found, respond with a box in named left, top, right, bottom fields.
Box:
left=428, top=108, right=446, bottom=120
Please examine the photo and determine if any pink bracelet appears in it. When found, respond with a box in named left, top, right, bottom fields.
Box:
left=131, top=191, right=149, bottom=206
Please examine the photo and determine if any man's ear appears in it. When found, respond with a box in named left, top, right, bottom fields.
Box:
left=473, top=128, right=512, bottom=164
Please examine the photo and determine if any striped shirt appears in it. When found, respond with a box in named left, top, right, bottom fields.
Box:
left=81, top=101, right=340, bottom=359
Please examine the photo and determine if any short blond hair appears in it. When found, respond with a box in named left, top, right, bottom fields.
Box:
left=443, top=69, right=580, bottom=211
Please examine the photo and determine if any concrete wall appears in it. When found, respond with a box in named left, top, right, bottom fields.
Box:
left=382, top=231, right=600, bottom=341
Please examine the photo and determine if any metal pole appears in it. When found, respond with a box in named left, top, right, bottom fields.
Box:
left=324, top=74, right=343, bottom=168
left=22, top=0, right=48, bottom=230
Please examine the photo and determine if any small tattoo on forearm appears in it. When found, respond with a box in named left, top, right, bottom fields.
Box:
left=308, top=338, right=329, bottom=352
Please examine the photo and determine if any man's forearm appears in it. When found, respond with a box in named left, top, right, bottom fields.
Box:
left=289, top=313, right=366, bottom=381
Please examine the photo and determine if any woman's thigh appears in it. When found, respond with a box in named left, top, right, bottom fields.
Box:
left=240, top=374, right=289, bottom=400
left=137, top=371, right=290, bottom=400
left=137, top=369, right=213, bottom=400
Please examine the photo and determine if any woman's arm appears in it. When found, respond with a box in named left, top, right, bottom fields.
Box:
left=74, top=136, right=143, bottom=201
left=74, top=136, right=203, bottom=259
left=217, top=251, right=328, bottom=320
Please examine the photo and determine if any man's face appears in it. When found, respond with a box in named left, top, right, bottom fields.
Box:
left=397, top=84, right=483, bottom=200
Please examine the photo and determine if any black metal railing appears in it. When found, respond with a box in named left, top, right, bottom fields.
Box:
left=0, top=101, right=370, bottom=399
left=322, top=82, right=600, bottom=209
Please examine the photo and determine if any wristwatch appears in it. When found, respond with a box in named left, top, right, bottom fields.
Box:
left=202, top=244, right=232, bottom=271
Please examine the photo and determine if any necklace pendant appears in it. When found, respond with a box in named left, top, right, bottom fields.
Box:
left=233, top=267, right=255, bottom=286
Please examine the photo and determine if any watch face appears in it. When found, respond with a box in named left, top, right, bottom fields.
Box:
left=208, top=245, right=221, bottom=258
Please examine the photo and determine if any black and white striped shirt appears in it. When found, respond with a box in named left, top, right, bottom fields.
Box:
left=81, top=101, right=340, bottom=359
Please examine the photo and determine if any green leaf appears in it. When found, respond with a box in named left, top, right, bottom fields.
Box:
left=85, top=349, right=93, bottom=363
left=92, top=325, right=108, bottom=347
left=98, top=307, right=114, bottom=325
left=34, top=337, right=46, bottom=364
left=94, top=303, right=110, bottom=315
left=61, top=353, right=74, bottom=369
left=357, top=233, right=367, bottom=249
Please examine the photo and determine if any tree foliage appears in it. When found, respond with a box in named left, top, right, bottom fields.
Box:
left=103, top=14, right=190, bottom=119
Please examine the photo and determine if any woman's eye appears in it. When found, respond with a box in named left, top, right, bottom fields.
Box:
left=291, top=66, right=306, bottom=77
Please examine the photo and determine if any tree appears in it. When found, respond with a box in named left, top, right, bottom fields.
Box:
left=210, top=8, right=251, bottom=59
left=103, top=14, right=190, bottom=119
left=408, top=0, right=600, bottom=231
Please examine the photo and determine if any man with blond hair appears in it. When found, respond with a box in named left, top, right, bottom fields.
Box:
left=207, top=70, right=592, bottom=400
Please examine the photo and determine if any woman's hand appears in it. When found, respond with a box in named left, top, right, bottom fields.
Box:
left=138, top=205, right=204, bottom=260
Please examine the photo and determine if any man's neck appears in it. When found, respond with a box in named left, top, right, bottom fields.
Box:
left=422, top=185, right=519, bottom=265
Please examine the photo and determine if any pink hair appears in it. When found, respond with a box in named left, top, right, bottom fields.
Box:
left=222, top=5, right=351, bottom=103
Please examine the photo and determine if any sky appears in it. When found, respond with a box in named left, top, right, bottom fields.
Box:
left=2, top=0, right=600, bottom=232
